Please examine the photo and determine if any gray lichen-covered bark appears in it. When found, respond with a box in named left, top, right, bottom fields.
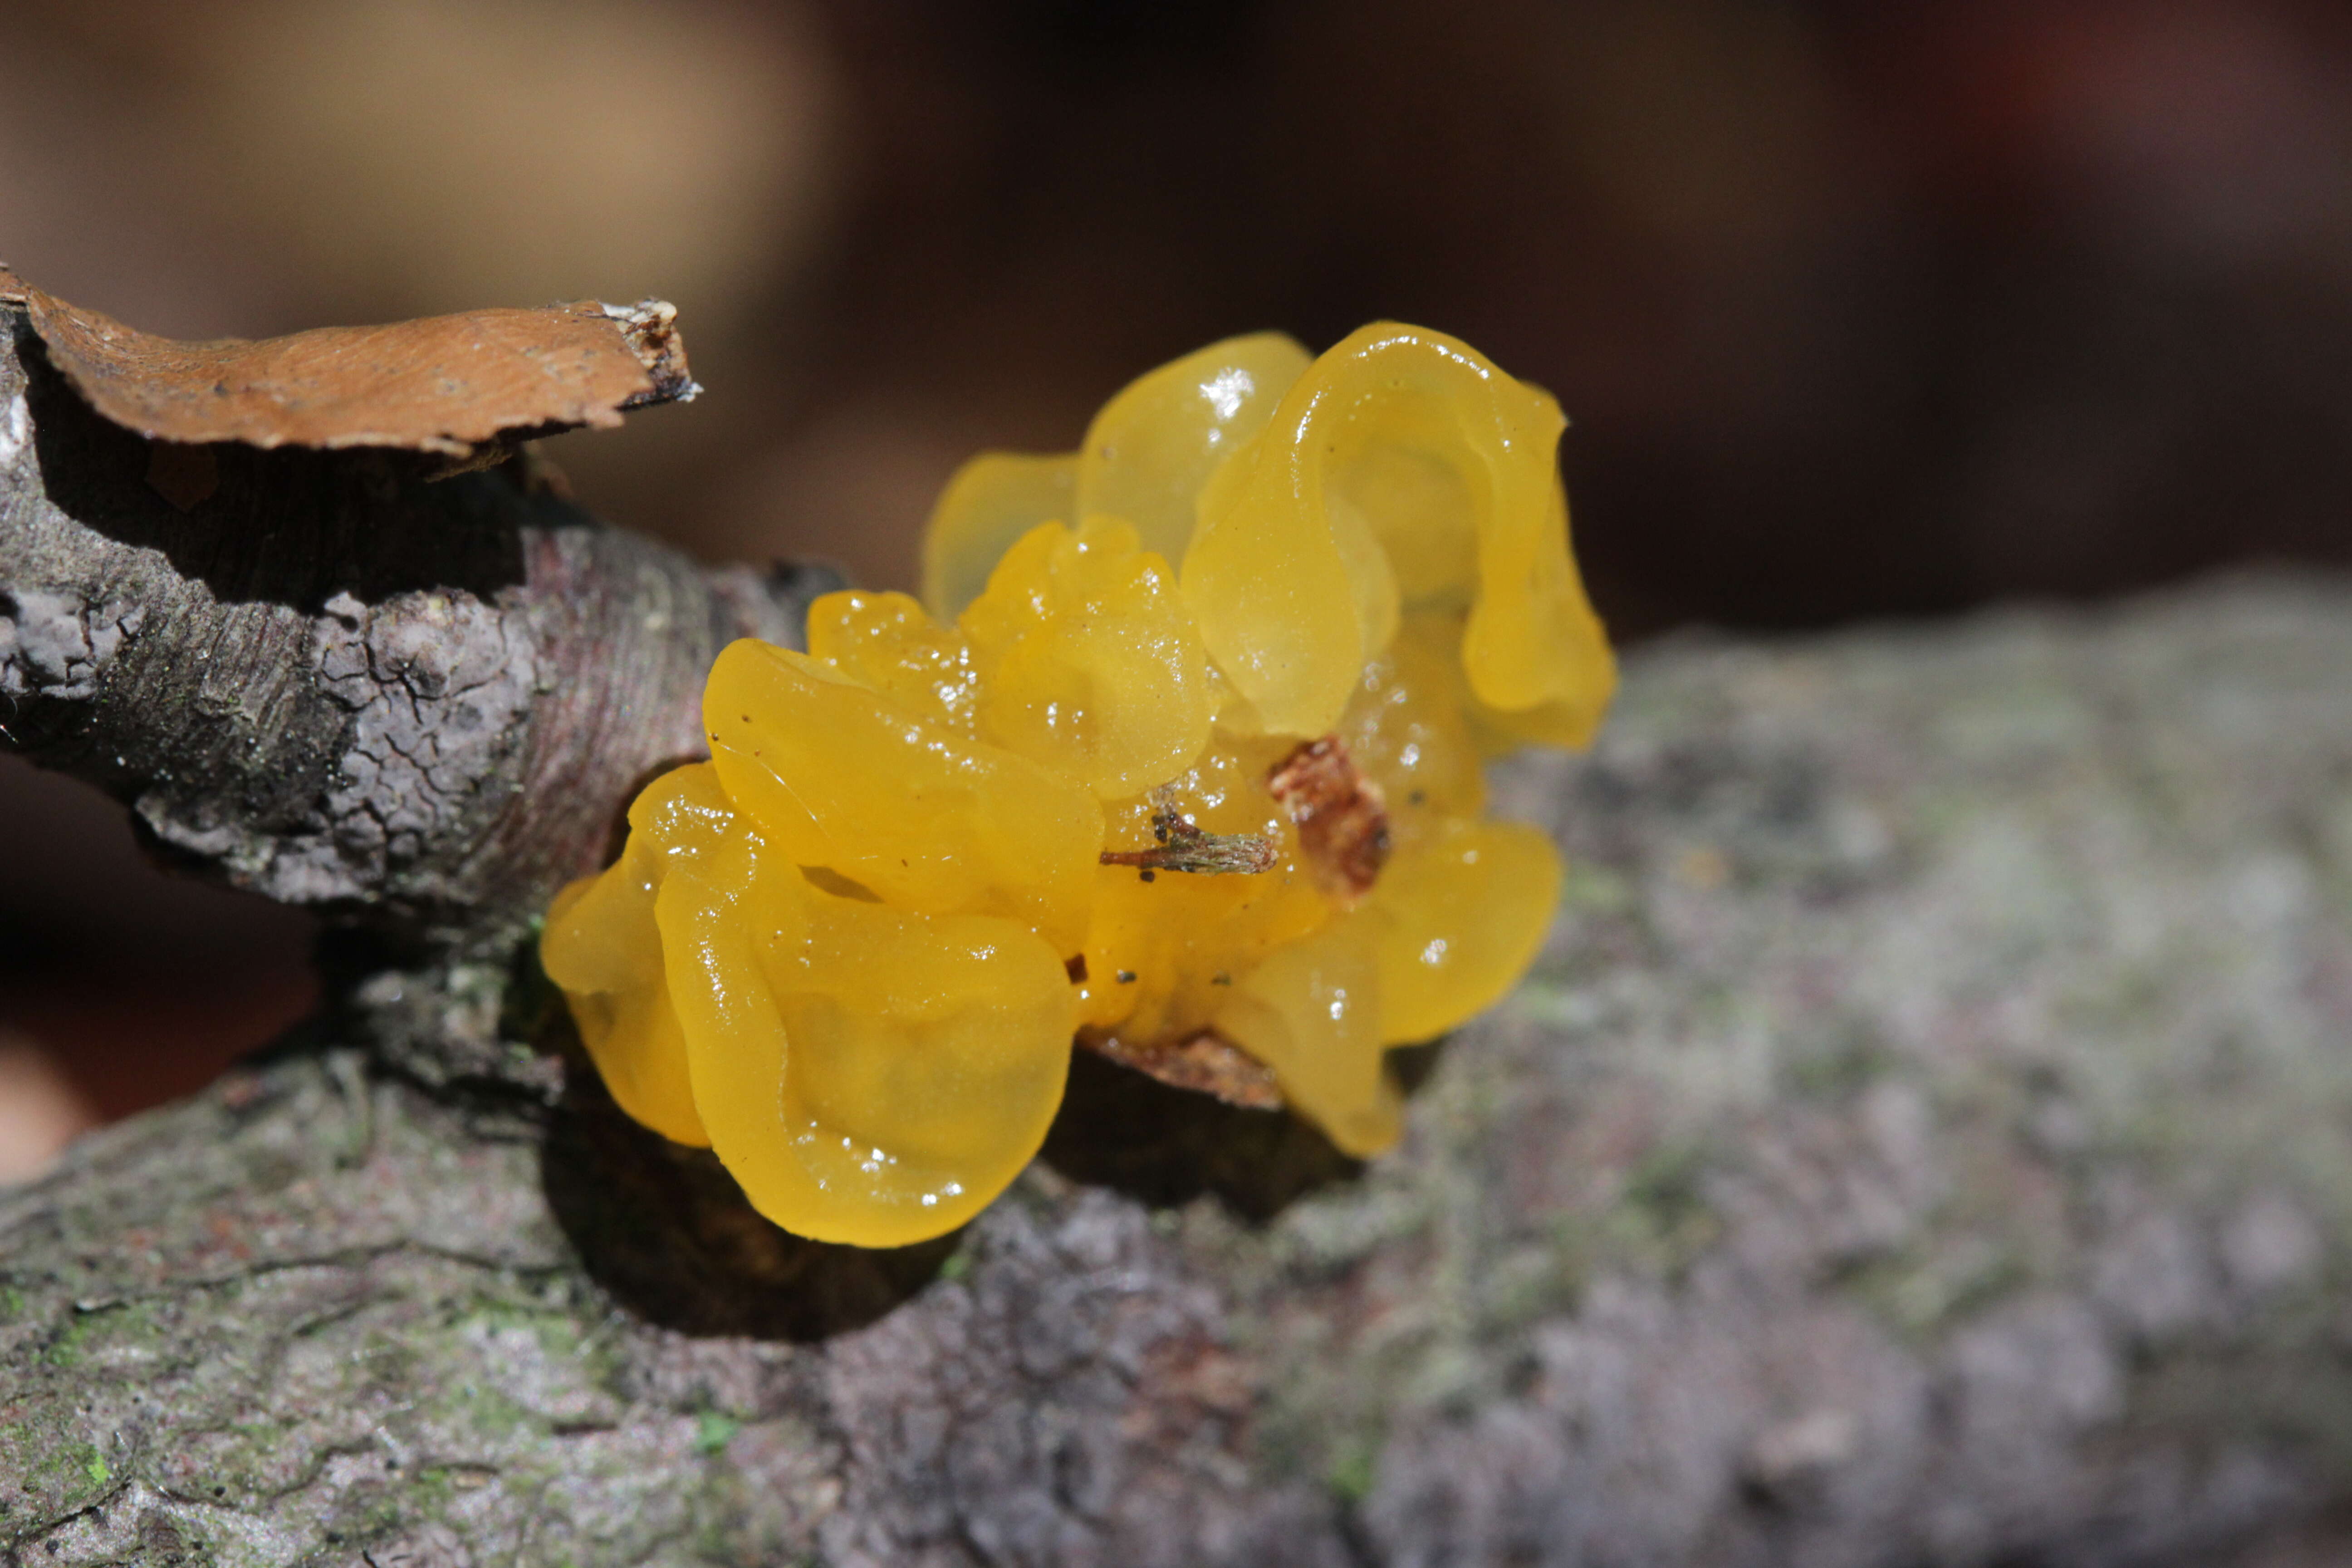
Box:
left=6, top=575, right=2352, bottom=1566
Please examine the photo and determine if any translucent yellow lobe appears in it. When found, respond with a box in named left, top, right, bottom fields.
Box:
left=543, top=322, right=1616, bottom=1247
left=657, top=824, right=1074, bottom=1249
left=704, top=637, right=1102, bottom=956
left=920, top=453, right=1076, bottom=622
left=540, top=766, right=735, bottom=1148
left=1181, top=323, right=1617, bottom=739
left=1073, top=332, right=1313, bottom=568
left=961, top=518, right=1214, bottom=799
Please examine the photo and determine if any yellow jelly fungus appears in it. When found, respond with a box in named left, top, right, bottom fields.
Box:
left=961, top=516, right=1215, bottom=799
left=655, top=808, right=1076, bottom=1249
left=540, top=765, right=730, bottom=1150
left=544, top=322, right=1615, bottom=1245
left=703, top=637, right=1102, bottom=956
left=919, top=452, right=1075, bottom=624
left=1072, top=332, right=1313, bottom=569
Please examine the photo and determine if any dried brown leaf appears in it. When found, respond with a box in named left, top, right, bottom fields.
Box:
left=0, top=265, right=696, bottom=458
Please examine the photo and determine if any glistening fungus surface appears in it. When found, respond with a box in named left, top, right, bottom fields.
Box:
left=543, top=325, right=1613, bottom=1249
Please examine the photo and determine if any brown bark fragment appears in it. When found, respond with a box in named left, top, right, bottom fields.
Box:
left=0, top=265, right=695, bottom=459
left=1267, top=735, right=1390, bottom=898
left=1079, top=1028, right=1284, bottom=1110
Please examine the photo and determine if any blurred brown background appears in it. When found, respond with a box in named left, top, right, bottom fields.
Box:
left=4, top=0, right=2350, bottom=1169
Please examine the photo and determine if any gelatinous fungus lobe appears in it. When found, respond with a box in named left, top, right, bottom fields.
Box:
left=544, top=323, right=1614, bottom=1246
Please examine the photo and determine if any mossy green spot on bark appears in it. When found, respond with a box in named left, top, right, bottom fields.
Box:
left=12, top=1432, right=114, bottom=1514
left=1326, top=1441, right=1376, bottom=1504
left=693, top=1412, right=740, bottom=1455
left=41, top=1298, right=160, bottom=1372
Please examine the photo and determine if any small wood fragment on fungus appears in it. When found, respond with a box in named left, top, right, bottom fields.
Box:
left=1082, top=1028, right=1286, bottom=1110
left=0, top=263, right=696, bottom=460
left=1268, top=735, right=1392, bottom=899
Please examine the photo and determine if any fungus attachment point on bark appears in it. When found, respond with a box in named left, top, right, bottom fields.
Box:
left=544, top=323, right=1617, bottom=1246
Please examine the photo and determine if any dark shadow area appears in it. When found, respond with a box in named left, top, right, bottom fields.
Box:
left=0, top=752, right=320, bottom=1121
left=1039, top=1045, right=1376, bottom=1221
left=1387, top=1039, right=1445, bottom=1096
left=17, top=326, right=531, bottom=613
left=539, top=1060, right=960, bottom=1342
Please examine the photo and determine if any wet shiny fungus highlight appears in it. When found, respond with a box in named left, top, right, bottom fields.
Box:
left=543, top=323, right=1616, bottom=1246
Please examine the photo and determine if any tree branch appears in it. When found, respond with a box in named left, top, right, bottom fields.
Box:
left=7, top=576, right=2352, bottom=1565
left=0, top=302, right=835, bottom=1078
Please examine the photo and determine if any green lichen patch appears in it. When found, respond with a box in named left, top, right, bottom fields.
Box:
left=692, top=1412, right=740, bottom=1455
left=39, top=1298, right=165, bottom=1373
left=0, top=1422, right=117, bottom=1529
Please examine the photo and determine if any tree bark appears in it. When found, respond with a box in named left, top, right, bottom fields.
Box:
left=0, top=308, right=833, bottom=1084
left=6, top=561, right=2352, bottom=1565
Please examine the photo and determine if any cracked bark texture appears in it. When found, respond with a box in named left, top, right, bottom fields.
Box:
left=6, top=575, right=2352, bottom=1566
